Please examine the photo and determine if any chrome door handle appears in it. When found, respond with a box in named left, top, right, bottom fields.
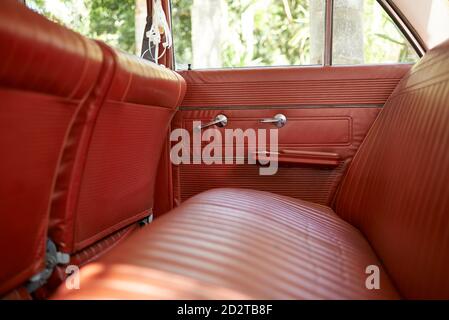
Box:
left=197, top=114, right=228, bottom=130
left=260, top=114, right=287, bottom=128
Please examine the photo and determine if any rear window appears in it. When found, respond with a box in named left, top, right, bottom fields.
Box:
left=26, top=0, right=147, bottom=56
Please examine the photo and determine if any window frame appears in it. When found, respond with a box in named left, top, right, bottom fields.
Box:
left=377, top=0, right=425, bottom=57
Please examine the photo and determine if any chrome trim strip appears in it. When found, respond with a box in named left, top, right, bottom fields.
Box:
left=324, top=0, right=334, bottom=66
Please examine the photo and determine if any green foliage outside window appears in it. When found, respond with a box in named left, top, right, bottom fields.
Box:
left=222, top=0, right=314, bottom=67
left=172, top=0, right=320, bottom=68
left=361, top=0, right=417, bottom=64
left=172, top=0, right=418, bottom=69
left=27, top=0, right=136, bottom=54
left=171, top=0, right=193, bottom=66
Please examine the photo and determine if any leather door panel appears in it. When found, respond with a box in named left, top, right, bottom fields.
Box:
left=180, top=65, right=409, bottom=107
left=169, top=65, right=411, bottom=208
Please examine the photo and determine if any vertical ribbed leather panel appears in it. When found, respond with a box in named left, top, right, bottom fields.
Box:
left=336, top=40, right=449, bottom=299
left=73, top=102, right=173, bottom=251
left=48, top=44, right=185, bottom=256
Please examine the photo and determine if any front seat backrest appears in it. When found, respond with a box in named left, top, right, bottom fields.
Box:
left=0, top=0, right=103, bottom=295
left=48, top=44, right=186, bottom=258
left=336, top=39, right=449, bottom=299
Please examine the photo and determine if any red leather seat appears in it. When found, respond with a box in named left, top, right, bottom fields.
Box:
left=0, top=0, right=185, bottom=296
left=53, top=189, right=398, bottom=299
left=54, top=38, right=449, bottom=299
left=0, top=0, right=103, bottom=296
left=47, top=42, right=186, bottom=266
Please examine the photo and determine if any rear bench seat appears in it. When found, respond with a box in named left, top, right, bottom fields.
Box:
left=54, top=39, right=449, bottom=299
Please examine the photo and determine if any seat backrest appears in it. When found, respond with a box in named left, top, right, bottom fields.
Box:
left=48, top=43, right=186, bottom=256
left=0, top=0, right=103, bottom=295
left=336, top=40, right=449, bottom=299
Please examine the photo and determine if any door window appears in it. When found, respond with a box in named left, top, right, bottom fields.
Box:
left=171, top=0, right=325, bottom=69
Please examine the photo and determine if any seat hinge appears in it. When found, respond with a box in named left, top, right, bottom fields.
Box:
left=139, top=213, right=153, bottom=227
left=26, top=239, right=70, bottom=293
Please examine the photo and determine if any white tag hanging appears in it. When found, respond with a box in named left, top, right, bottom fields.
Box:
left=143, top=0, right=172, bottom=63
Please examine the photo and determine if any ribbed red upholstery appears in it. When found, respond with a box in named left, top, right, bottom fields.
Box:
left=70, top=224, right=139, bottom=268
left=48, top=42, right=186, bottom=255
left=54, top=39, right=449, bottom=300
left=53, top=189, right=398, bottom=299
left=180, top=65, right=409, bottom=107
left=176, top=162, right=348, bottom=205
left=0, top=0, right=102, bottom=296
left=172, top=66, right=410, bottom=210
left=172, top=105, right=382, bottom=206
left=335, top=39, right=449, bottom=299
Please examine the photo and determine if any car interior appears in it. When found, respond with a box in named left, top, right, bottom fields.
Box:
left=0, top=0, right=449, bottom=300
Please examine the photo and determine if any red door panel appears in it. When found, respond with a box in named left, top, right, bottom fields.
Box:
left=180, top=65, right=409, bottom=107
left=169, top=65, right=411, bottom=208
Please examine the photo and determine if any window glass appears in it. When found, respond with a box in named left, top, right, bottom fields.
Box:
left=332, top=0, right=419, bottom=64
left=171, top=0, right=325, bottom=70
left=26, top=0, right=147, bottom=55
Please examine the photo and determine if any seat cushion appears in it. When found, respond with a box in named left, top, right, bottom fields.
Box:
left=53, top=189, right=398, bottom=299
